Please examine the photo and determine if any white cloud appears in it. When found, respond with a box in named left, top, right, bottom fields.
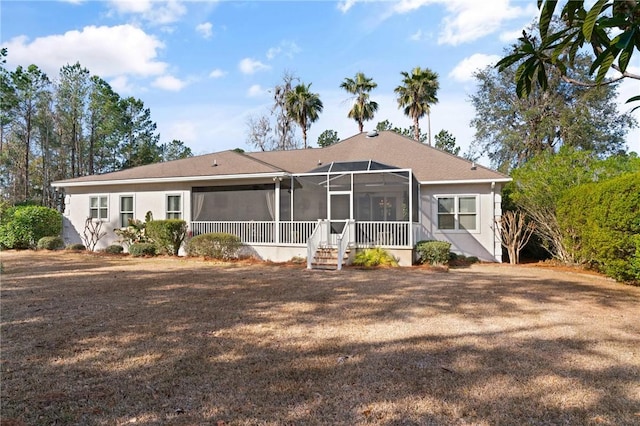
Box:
left=109, top=75, right=135, bottom=94
left=108, top=0, right=186, bottom=25
left=337, top=0, right=357, bottom=13
left=391, top=0, right=537, bottom=46
left=196, top=22, right=213, bottom=39
left=4, top=25, right=167, bottom=78
left=165, top=120, right=198, bottom=143
left=499, top=28, right=525, bottom=43
left=247, top=84, right=268, bottom=98
left=152, top=75, right=187, bottom=91
left=449, top=53, right=501, bottom=82
left=409, top=29, right=423, bottom=41
left=238, top=58, right=270, bottom=75
left=436, top=0, right=538, bottom=45
left=266, top=40, right=301, bottom=60
left=209, top=68, right=226, bottom=78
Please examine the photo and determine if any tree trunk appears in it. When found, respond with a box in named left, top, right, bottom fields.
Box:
left=24, top=110, right=31, bottom=201
left=427, top=110, right=432, bottom=146
left=413, top=116, right=420, bottom=142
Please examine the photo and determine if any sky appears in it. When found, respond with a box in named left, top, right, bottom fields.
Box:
left=2, top=0, right=639, bottom=164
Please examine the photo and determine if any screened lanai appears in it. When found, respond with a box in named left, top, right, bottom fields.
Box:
left=190, top=161, right=419, bottom=248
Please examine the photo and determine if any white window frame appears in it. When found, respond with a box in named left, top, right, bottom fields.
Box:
left=166, top=194, right=182, bottom=219
left=119, top=195, right=135, bottom=228
left=89, top=195, right=108, bottom=221
left=435, top=194, right=479, bottom=232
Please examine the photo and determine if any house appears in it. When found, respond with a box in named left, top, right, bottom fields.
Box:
left=51, top=131, right=511, bottom=266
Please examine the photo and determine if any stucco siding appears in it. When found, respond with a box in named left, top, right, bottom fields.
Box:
left=418, top=182, right=503, bottom=262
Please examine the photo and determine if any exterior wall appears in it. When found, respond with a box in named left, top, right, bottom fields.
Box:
left=62, top=182, right=192, bottom=250
left=418, top=182, right=503, bottom=263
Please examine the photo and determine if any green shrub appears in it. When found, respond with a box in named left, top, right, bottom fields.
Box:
left=129, top=243, right=157, bottom=257
left=415, top=240, right=451, bottom=265
left=558, top=172, right=640, bottom=282
left=105, top=244, right=124, bottom=254
left=146, top=219, right=188, bottom=255
left=0, top=205, right=62, bottom=249
left=37, top=236, right=64, bottom=250
left=186, top=233, right=242, bottom=260
left=66, top=243, right=86, bottom=251
left=353, top=247, right=398, bottom=267
left=466, top=256, right=479, bottom=264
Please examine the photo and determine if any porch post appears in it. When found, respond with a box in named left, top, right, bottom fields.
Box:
left=274, top=178, right=281, bottom=244
left=409, top=170, right=413, bottom=247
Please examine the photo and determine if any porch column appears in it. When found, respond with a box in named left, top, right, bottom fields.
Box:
left=274, top=178, right=281, bottom=244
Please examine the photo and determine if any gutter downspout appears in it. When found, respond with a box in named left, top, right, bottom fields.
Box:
left=491, top=181, right=496, bottom=262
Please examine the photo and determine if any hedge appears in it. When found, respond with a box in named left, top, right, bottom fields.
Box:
left=37, top=236, right=65, bottom=250
left=353, top=247, right=398, bottom=267
left=558, top=172, right=640, bottom=282
left=66, top=243, right=86, bottom=251
left=0, top=205, right=62, bottom=249
left=146, top=219, right=188, bottom=255
left=105, top=244, right=124, bottom=254
left=129, top=243, right=157, bottom=257
left=415, top=240, right=451, bottom=265
left=186, top=233, right=242, bottom=260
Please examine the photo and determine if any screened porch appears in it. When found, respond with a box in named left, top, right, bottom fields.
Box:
left=190, top=161, right=420, bottom=248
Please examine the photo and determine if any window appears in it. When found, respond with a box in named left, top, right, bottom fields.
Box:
left=167, top=195, right=182, bottom=219
left=437, top=196, right=477, bottom=231
left=120, top=196, right=134, bottom=227
left=89, top=195, right=108, bottom=220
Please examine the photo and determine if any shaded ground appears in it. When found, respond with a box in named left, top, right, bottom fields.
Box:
left=1, top=251, right=639, bottom=425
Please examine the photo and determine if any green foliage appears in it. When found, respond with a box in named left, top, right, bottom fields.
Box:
left=186, top=233, right=242, bottom=260
left=115, top=211, right=153, bottom=247
left=340, top=72, right=378, bottom=133
left=284, top=82, right=323, bottom=149
left=511, top=148, right=639, bottom=262
left=434, top=130, right=460, bottom=155
left=472, top=54, right=633, bottom=171
left=37, top=236, right=64, bottom=250
left=497, top=1, right=640, bottom=107
left=558, top=172, right=640, bottom=282
left=160, top=139, right=193, bottom=162
left=353, top=247, right=398, bottom=267
left=317, top=129, right=340, bottom=148
left=105, top=244, right=124, bottom=254
left=129, top=243, right=157, bottom=257
left=394, top=67, right=439, bottom=143
left=0, top=205, right=62, bottom=249
left=146, top=219, right=187, bottom=256
left=415, top=240, right=451, bottom=265
left=66, top=243, right=86, bottom=251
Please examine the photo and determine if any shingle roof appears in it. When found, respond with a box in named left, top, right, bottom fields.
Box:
left=53, top=131, right=508, bottom=187
left=247, top=131, right=508, bottom=182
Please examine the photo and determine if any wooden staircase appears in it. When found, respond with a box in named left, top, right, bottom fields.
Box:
left=310, top=246, right=351, bottom=270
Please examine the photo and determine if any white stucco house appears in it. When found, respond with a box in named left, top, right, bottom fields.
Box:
left=52, top=131, right=511, bottom=266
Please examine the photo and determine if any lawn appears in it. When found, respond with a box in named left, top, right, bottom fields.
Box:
left=1, top=251, right=639, bottom=425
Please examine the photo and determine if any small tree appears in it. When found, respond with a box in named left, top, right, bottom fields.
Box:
left=82, top=217, right=107, bottom=251
left=317, top=129, right=340, bottom=148
left=497, top=210, right=535, bottom=265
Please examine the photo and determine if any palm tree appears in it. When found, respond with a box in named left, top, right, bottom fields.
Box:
left=394, top=67, right=439, bottom=145
left=340, top=72, right=378, bottom=133
left=285, top=83, right=323, bottom=149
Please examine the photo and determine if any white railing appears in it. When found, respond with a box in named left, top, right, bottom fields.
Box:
left=279, top=221, right=316, bottom=245
left=190, top=220, right=415, bottom=248
left=307, top=220, right=328, bottom=269
left=191, top=221, right=275, bottom=244
left=336, top=220, right=353, bottom=271
left=355, top=221, right=411, bottom=247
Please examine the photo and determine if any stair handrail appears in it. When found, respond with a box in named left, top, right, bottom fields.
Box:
left=336, top=219, right=351, bottom=271
left=306, top=219, right=323, bottom=270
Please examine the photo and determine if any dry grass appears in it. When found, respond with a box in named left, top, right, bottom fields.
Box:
left=1, top=250, right=639, bottom=425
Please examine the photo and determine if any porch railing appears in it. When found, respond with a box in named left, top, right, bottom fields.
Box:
left=355, top=221, right=411, bottom=247
left=307, top=220, right=328, bottom=269
left=336, top=220, right=353, bottom=271
left=190, top=220, right=415, bottom=248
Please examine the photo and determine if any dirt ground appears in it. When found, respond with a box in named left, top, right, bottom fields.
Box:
left=1, top=250, right=639, bottom=425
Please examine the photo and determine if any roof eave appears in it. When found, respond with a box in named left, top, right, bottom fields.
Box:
left=419, top=177, right=512, bottom=185
left=51, top=172, right=291, bottom=188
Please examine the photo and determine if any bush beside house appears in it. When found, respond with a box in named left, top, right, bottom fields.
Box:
left=415, top=240, right=451, bottom=265
left=186, top=233, right=242, bottom=260
left=146, top=220, right=188, bottom=256
left=0, top=205, right=62, bottom=249
left=558, top=172, right=640, bottom=283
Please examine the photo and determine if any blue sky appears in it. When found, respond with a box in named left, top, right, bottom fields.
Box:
left=2, top=0, right=638, bottom=161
